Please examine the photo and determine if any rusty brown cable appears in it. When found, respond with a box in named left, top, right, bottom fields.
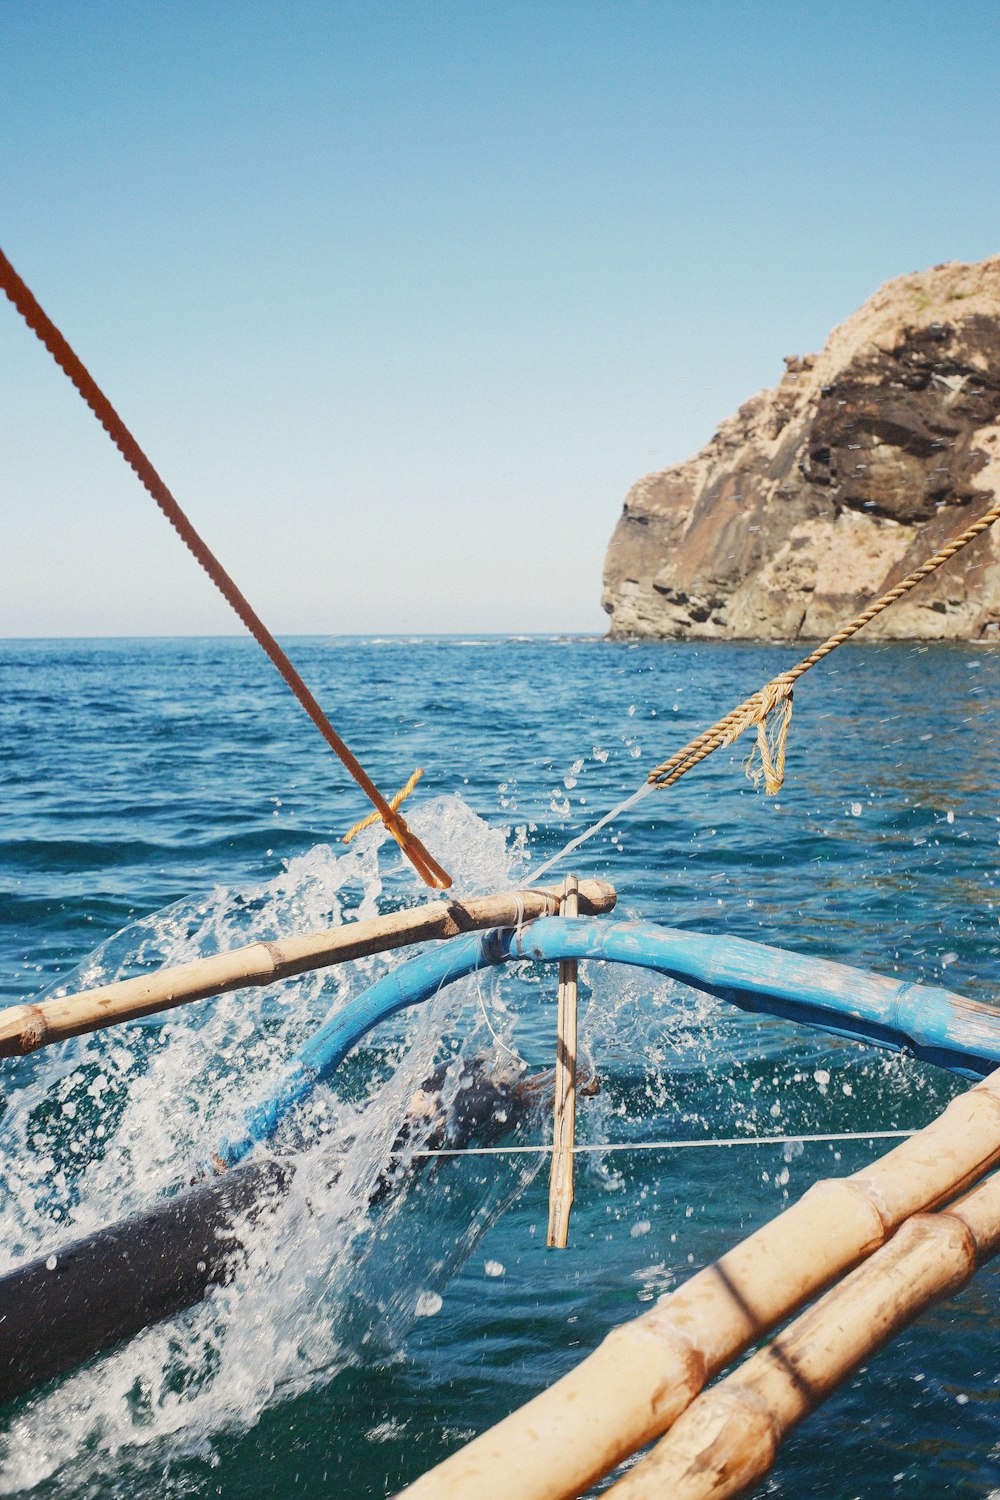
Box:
left=0, top=247, right=452, bottom=890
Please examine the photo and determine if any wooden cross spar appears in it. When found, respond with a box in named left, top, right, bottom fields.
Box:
left=0, top=881, right=618, bottom=1057
left=547, top=875, right=579, bottom=1248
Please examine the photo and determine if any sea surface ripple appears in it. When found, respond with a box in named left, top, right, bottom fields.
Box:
left=1, top=635, right=999, bottom=1498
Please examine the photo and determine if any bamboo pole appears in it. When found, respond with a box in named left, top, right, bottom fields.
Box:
left=547, top=876, right=579, bottom=1249
left=397, top=1072, right=1000, bottom=1500
left=606, top=1169, right=1000, bottom=1498
left=0, top=881, right=617, bottom=1058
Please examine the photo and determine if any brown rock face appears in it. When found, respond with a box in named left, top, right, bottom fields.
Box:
left=602, top=256, right=1000, bottom=640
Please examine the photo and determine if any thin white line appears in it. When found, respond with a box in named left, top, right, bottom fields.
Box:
left=527, top=780, right=656, bottom=883
left=473, top=967, right=524, bottom=1066
left=411, top=1129, right=914, bottom=1159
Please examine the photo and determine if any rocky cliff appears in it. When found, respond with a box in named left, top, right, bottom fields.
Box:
left=602, top=256, right=1000, bottom=640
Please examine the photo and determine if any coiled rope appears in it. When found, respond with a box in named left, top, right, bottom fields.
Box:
left=0, top=248, right=451, bottom=890
left=647, top=493, right=1000, bottom=794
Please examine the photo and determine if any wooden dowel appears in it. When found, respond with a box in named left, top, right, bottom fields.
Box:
left=397, top=1073, right=1000, bottom=1500
left=0, top=880, right=617, bottom=1058
left=547, top=876, right=579, bottom=1249
left=606, top=1169, right=1000, bottom=1497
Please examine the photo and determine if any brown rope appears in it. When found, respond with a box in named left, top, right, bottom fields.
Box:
left=647, top=494, right=1000, bottom=793
left=0, top=247, right=452, bottom=891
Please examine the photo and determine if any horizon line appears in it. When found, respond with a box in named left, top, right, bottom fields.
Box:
left=0, top=629, right=610, bottom=643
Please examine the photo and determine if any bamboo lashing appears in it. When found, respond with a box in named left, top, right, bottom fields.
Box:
left=547, top=876, right=579, bottom=1249
left=0, top=881, right=618, bottom=1058
left=398, top=1071, right=1000, bottom=1500
left=0, top=247, right=451, bottom=892
left=607, top=1169, right=1000, bottom=1498
left=645, top=491, right=1000, bottom=797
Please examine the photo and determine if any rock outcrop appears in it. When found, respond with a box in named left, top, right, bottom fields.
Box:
left=602, top=256, right=1000, bottom=640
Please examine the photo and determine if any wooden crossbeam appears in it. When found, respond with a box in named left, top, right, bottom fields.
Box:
left=547, top=875, right=579, bottom=1248
left=0, top=880, right=617, bottom=1057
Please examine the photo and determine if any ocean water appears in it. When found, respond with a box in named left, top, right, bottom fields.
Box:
left=1, top=633, right=999, bottom=1499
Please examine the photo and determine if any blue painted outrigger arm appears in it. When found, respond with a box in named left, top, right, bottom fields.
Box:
left=7, top=921, right=996, bottom=1410
left=218, top=917, right=1000, bottom=1166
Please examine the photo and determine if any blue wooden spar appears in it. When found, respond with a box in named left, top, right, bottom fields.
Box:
left=7, top=916, right=995, bottom=1408
left=217, top=918, right=1000, bottom=1167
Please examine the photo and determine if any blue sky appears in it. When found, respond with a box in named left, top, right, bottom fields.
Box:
left=2, top=1, right=999, bottom=635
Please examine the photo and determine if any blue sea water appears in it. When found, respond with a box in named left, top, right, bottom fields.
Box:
left=1, top=633, right=999, bottom=1498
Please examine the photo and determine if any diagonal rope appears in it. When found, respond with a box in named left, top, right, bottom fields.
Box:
left=0, top=247, right=452, bottom=891
left=647, top=493, right=1000, bottom=793
left=529, top=492, right=1000, bottom=883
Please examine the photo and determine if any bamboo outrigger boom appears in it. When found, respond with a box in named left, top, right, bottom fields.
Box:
left=398, top=1071, right=1000, bottom=1500
left=607, top=1166, right=1000, bottom=1497
left=0, top=881, right=617, bottom=1057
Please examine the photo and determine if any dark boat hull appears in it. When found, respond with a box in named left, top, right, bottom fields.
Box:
left=0, top=1158, right=288, bottom=1405
left=0, top=1058, right=547, bottom=1405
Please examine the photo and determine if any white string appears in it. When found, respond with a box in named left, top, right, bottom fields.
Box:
left=410, top=1128, right=914, bottom=1159
left=473, top=965, right=524, bottom=1066
left=527, top=780, right=656, bottom=884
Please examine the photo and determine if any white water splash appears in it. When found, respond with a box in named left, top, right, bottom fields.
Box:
left=0, top=796, right=539, bottom=1494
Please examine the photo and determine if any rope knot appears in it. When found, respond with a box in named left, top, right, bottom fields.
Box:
left=341, top=769, right=451, bottom=890
left=343, top=767, right=424, bottom=845
left=722, top=675, right=794, bottom=795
